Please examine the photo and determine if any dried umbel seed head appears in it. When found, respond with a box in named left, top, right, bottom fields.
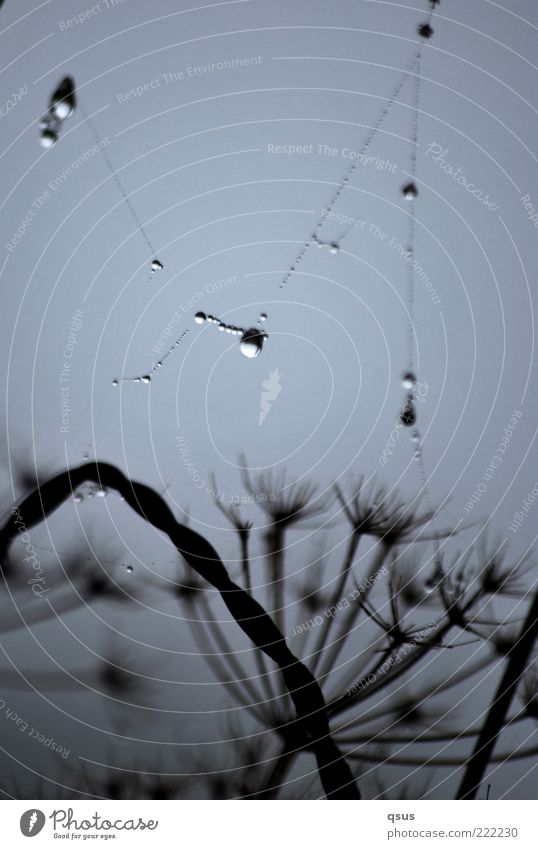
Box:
left=239, top=460, right=327, bottom=528
left=334, top=476, right=435, bottom=544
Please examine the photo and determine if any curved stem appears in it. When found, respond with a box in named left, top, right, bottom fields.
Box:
left=0, top=461, right=359, bottom=800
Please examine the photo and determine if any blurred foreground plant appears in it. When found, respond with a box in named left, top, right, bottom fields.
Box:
left=0, top=463, right=536, bottom=800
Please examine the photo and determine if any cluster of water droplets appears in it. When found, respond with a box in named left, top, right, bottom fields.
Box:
left=40, top=77, right=76, bottom=148
left=112, top=328, right=189, bottom=386
left=194, top=312, right=268, bottom=358
left=72, top=482, right=108, bottom=503
left=312, top=233, right=341, bottom=253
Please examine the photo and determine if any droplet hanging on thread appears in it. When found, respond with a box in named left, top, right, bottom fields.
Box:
left=112, top=328, right=189, bottom=386
left=402, top=371, right=416, bottom=390
left=418, top=23, right=434, bottom=39
left=78, top=97, right=160, bottom=274
left=194, top=312, right=267, bottom=358
left=239, top=328, right=266, bottom=359
left=402, top=182, right=418, bottom=201
left=400, top=393, right=416, bottom=427
left=40, top=76, right=76, bottom=148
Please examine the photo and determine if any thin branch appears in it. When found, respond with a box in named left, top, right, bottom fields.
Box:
left=456, top=587, right=538, bottom=800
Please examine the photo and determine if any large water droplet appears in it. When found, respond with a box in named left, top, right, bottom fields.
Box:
left=402, top=371, right=416, bottom=389
left=141, top=375, right=151, bottom=384
left=239, top=328, right=266, bottom=359
left=400, top=395, right=416, bottom=427
left=259, top=312, right=267, bottom=322
left=151, top=259, right=163, bottom=272
left=49, top=76, right=76, bottom=121
left=194, top=311, right=206, bottom=325
left=40, top=129, right=57, bottom=148
left=126, top=565, right=133, bottom=574
left=112, top=379, right=119, bottom=386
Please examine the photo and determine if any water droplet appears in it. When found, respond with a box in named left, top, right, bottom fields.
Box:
left=126, top=565, right=133, bottom=574
left=50, top=101, right=71, bottom=122
left=74, top=494, right=83, bottom=504
left=141, top=375, right=151, bottom=384
left=402, top=371, right=416, bottom=389
left=112, top=379, right=118, bottom=386
left=400, top=396, right=416, bottom=427
left=225, top=326, right=232, bottom=333
left=83, top=452, right=89, bottom=460
left=402, top=182, right=418, bottom=201
left=96, top=488, right=107, bottom=498
left=49, top=76, right=76, bottom=121
left=259, top=312, right=267, bottom=322
left=218, top=322, right=226, bottom=331
left=151, top=259, right=163, bottom=272
left=40, top=129, right=57, bottom=148
left=411, top=431, right=420, bottom=444
left=418, top=23, right=434, bottom=38
left=156, top=361, right=162, bottom=368
left=194, top=311, right=206, bottom=325
left=329, top=243, right=340, bottom=253
left=239, top=328, right=266, bottom=359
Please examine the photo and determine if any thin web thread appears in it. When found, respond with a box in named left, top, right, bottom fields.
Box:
left=406, top=50, right=422, bottom=373
left=79, top=101, right=156, bottom=257
left=404, top=11, right=443, bottom=571
left=278, top=50, right=422, bottom=289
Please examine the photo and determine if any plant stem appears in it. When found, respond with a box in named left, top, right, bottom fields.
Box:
left=310, top=530, right=361, bottom=674
left=0, top=462, right=360, bottom=800
left=456, top=587, right=538, bottom=800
